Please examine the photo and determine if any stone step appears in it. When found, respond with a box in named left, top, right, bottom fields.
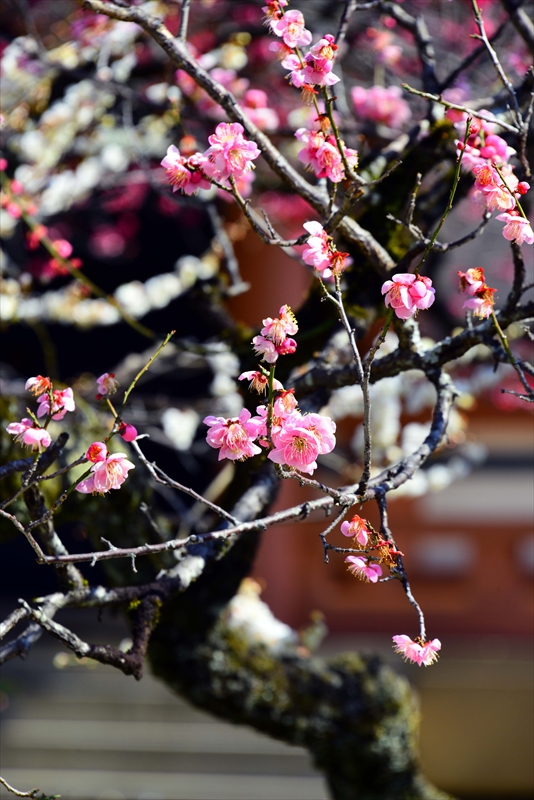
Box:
left=0, top=768, right=329, bottom=800
left=1, top=748, right=316, bottom=776
left=3, top=719, right=312, bottom=757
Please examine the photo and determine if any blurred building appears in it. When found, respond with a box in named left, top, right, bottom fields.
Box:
left=253, top=399, right=534, bottom=798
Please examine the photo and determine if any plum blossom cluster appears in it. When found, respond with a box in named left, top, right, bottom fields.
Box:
left=6, top=373, right=138, bottom=498
left=204, top=305, right=336, bottom=475
left=340, top=515, right=441, bottom=664
left=453, top=115, right=533, bottom=246
left=5, top=375, right=76, bottom=452
left=1, top=161, right=82, bottom=281
left=281, top=35, right=340, bottom=97
left=302, top=221, right=349, bottom=279
left=252, top=304, right=298, bottom=363
left=295, top=128, right=358, bottom=183
left=351, top=85, right=411, bottom=130
left=341, top=514, right=404, bottom=580
left=6, top=418, right=51, bottom=452
left=381, top=273, right=435, bottom=320
left=392, top=635, right=441, bottom=667
left=458, top=267, right=497, bottom=319
left=161, top=122, right=261, bottom=197
left=263, top=3, right=339, bottom=96
left=75, top=442, right=135, bottom=495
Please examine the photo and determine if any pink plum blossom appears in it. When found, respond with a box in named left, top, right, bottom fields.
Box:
left=251, top=390, right=299, bottom=441
left=458, top=268, right=497, bottom=318
left=25, top=375, right=51, bottom=396
left=269, top=9, right=312, bottom=48
left=252, top=335, right=279, bottom=363
left=283, top=411, right=336, bottom=455
left=366, top=28, right=402, bottom=67
left=341, top=514, right=370, bottom=547
left=295, top=128, right=358, bottom=183
left=302, top=221, right=331, bottom=272
left=252, top=304, right=298, bottom=362
left=96, top=373, right=119, bottom=398
left=274, top=390, right=298, bottom=416
left=260, top=304, right=298, bottom=345
left=161, top=145, right=211, bottom=195
left=345, top=556, right=382, bottom=583
left=461, top=288, right=497, bottom=319
left=238, top=371, right=284, bottom=394
left=267, top=409, right=336, bottom=474
left=262, top=0, right=288, bottom=22
left=6, top=419, right=51, bottom=451
left=204, top=408, right=262, bottom=461
left=381, top=273, right=435, bottom=319
left=495, top=212, right=534, bottom=245
left=276, top=337, right=297, bottom=356
left=481, top=182, right=517, bottom=212
left=351, top=85, right=411, bottom=129
left=457, top=267, right=485, bottom=296
left=203, top=122, right=261, bottom=182
left=268, top=425, right=320, bottom=474
left=75, top=453, right=135, bottom=494
left=36, top=388, right=75, bottom=421
left=282, top=35, right=340, bottom=89
left=392, top=635, right=441, bottom=666
left=455, top=115, right=516, bottom=170
left=242, top=90, right=279, bottom=132
left=301, top=220, right=349, bottom=279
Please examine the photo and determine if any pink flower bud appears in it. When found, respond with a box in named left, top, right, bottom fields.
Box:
left=119, top=423, right=138, bottom=442
left=53, top=239, right=73, bottom=258
left=86, top=442, right=108, bottom=463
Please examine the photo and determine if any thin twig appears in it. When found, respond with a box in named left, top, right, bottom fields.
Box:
left=471, top=0, right=522, bottom=127
left=415, top=118, right=471, bottom=272
left=131, top=438, right=239, bottom=524
left=178, top=0, right=191, bottom=41
left=0, top=776, right=43, bottom=799
left=376, top=490, right=426, bottom=640
left=401, top=85, right=518, bottom=133
left=0, top=509, right=46, bottom=562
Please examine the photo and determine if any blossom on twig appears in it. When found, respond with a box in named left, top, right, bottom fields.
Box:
left=351, top=85, right=411, bottom=129
left=458, top=267, right=497, bottom=319
left=495, top=212, right=534, bottom=246
left=6, top=418, right=51, bottom=451
left=204, top=408, right=263, bottom=461
left=160, top=146, right=211, bottom=195
left=269, top=9, right=312, bottom=49
left=295, top=128, right=358, bottom=183
left=36, top=387, right=75, bottom=421
left=96, top=372, right=119, bottom=399
left=238, top=371, right=284, bottom=394
left=203, top=122, right=261, bottom=181
left=25, top=375, right=51, bottom=396
left=76, top=453, right=135, bottom=494
left=118, top=422, right=138, bottom=442
left=302, top=221, right=349, bottom=278
left=340, top=514, right=370, bottom=547
left=392, top=635, right=441, bottom=666
left=345, top=556, right=382, bottom=583
left=381, top=273, right=435, bottom=319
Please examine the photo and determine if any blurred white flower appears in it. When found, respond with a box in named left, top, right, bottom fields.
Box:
left=161, top=408, right=199, bottom=451
left=225, top=579, right=297, bottom=654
